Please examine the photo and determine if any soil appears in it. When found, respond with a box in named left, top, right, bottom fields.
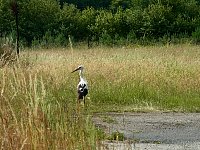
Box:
left=92, top=112, right=200, bottom=150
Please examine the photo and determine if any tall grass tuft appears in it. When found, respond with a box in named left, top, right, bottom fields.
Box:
left=0, top=62, right=99, bottom=149
left=0, top=44, right=16, bottom=67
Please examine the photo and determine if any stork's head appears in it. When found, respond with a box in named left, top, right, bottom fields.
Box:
left=71, top=65, right=84, bottom=73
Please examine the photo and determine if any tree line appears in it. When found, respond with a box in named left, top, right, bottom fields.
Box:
left=1, top=0, right=200, bottom=47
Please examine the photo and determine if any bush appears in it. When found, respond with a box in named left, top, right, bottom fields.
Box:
left=192, top=27, right=200, bottom=44
left=127, top=30, right=137, bottom=44
left=99, top=31, right=113, bottom=46
left=54, top=33, right=67, bottom=47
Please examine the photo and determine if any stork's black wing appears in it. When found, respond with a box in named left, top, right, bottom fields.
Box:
left=78, top=83, right=88, bottom=99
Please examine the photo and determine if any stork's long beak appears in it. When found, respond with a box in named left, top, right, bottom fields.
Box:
left=71, top=67, right=80, bottom=73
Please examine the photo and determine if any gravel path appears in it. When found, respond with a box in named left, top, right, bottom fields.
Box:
left=93, top=112, right=200, bottom=150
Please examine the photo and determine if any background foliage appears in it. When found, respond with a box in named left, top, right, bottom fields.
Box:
left=1, top=0, right=200, bottom=47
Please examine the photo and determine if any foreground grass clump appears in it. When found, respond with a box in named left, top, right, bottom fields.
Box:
left=0, top=65, right=99, bottom=149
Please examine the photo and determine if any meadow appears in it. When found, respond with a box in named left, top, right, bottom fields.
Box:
left=1, top=44, right=200, bottom=149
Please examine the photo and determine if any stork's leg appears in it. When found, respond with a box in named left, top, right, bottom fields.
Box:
left=77, top=99, right=81, bottom=104
left=83, top=97, right=85, bottom=104
left=77, top=95, right=80, bottom=104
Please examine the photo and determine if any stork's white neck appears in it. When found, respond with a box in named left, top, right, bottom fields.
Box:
left=79, top=69, right=83, bottom=79
left=78, top=69, right=88, bottom=86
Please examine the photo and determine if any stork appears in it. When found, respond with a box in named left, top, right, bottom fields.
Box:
left=71, top=65, right=88, bottom=104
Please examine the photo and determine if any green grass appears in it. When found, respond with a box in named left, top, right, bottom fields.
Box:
left=1, top=44, right=200, bottom=149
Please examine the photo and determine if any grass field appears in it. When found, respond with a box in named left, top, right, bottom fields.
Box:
left=1, top=44, right=200, bottom=149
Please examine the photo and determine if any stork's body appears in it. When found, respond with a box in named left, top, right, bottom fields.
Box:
left=72, top=65, right=88, bottom=104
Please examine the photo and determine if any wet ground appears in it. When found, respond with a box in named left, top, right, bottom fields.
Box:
left=93, top=112, right=200, bottom=150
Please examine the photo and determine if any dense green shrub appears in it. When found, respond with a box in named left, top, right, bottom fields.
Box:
left=1, top=0, right=200, bottom=47
left=19, top=0, right=60, bottom=45
left=0, top=0, right=15, bottom=36
left=60, top=4, right=80, bottom=40
left=192, top=27, right=200, bottom=43
left=99, top=31, right=113, bottom=46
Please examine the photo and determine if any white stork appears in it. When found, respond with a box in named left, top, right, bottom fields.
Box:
left=71, top=65, right=88, bottom=104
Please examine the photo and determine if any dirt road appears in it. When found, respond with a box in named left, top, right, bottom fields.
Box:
left=93, top=112, right=200, bottom=150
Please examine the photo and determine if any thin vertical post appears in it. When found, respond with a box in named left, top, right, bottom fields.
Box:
left=11, top=0, right=19, bottom=57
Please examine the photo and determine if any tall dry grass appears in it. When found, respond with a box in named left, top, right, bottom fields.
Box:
left=17, top=45, right=200, bottom=112
left=1, top=44, right=200, bottom=149
left=0, top=55, right=98, bottom=149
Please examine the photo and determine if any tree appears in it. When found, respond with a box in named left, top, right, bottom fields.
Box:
left=19, top=0, right=60, bottom=45
left=111, top=0, right=132, bottom=9
left=124, top=8, right=145, bottom=38
left=0, top=0, right=14, bottom=37
left=79, top=7, right=96, bottom=47
left=59, top=0, right=111, bottom=9
left=143, top=3, right=172, bottom=38
left=10, top=0, right=19, bottom=55
left=140, top=0, right=200, bottom=38
left=59, top=4, right=80, bottom=40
